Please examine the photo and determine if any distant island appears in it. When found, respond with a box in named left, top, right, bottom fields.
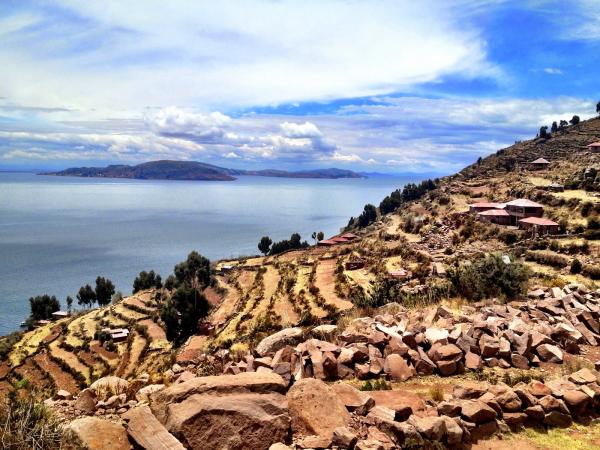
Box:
left=41, top=160, right=365, bottom=181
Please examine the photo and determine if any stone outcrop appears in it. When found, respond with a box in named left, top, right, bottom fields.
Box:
left=150, top=372, right=289, bottom=450
left=287, top=378, right=350, bottom=440
left=67, top=417, right=130, bottom=450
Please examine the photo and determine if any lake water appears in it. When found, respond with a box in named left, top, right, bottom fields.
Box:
left=0, top=172, right=423, bottom=335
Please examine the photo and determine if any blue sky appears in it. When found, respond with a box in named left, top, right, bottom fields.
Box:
left=0, top=0, right=599, bottom=173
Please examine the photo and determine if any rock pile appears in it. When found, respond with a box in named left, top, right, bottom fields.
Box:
left=59, top=367, right=600, bottom=450
left=217, top=284, right=600, bottom=384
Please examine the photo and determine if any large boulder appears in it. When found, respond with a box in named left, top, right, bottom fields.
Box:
left=89, top=376, right=130, bottom=401
left=287, top=378, right=350, bottom=440
left=67, top=417, right=130, bottom=450
left=256, top=328, right=303, bottom=356
left=123, top=405, right=186, bottom=450
left=383, top=354, right=414, bottom=381
left=331, top=382, right=375, bottom=415
left=150, top=372, right=289, bottom=450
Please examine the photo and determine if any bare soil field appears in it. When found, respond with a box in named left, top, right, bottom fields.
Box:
left=315, top=259, right=353, bottom=311
left=33, top=352, right=79, bottom=394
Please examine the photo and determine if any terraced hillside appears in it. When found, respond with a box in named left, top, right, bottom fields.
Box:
left=1, top=117, right=599, bottom=399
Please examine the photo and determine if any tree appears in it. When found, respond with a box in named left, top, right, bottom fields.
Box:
left=597, top=101, right=600, bottom=115
left=357, top=204, right=377, bottom=227
left=258, top=236, right=272, bottom=255
left=29, top=295, right=60, bottom=321
left=551, top=121, right=558, bottom=133
left=66, top=296, right=73, bottom=312
left=570, top=115, right=580, bottom=125
left=311, top=232, right=317, bottom=244
left=77, top=284, right=96, bottom=308
left=539, top=126, right=549, bottom=139
left=95, top=276, right=115, bottom=307
left=173, top=251, right=211, bottom=291
left=132, top=270, right=162, bottom=293
left=161, top=285, right=210, bottom=344
left=559, top=120, right=569, bottom=130
left=317, top=231, right=324, bottom=241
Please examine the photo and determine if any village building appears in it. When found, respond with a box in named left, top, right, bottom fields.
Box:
left=345, top=259, right=365, bottom=270
left=518, top=217, right=560, bottom=235
left=468, top=202, right=505, bottom=213
left=529, top=157, right=550, bottom=170
left=476, top=208, right=512, bottom=225
left=219, top=265, right=235, bottom=275
left=340, top=232, right=359, bottom=240
left=51, top=310, right=69, bottom=321
left=101, top=327, right=130, bottom=343
left=588, top=142, right=600, bottom=153
left=504, top=199, right=544, bottom=224
left=331, top=236, right=350, bottom=244
left=388, top=269, right=412, bottom=280
left=546, top=182, right=564, bottom=192
left=317, top=239, right=337, bottom=247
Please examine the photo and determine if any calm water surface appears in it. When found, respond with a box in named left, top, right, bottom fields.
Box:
left=0, top=172, right=423, bottom=335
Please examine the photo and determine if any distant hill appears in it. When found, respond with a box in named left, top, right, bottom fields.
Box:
left=42, top=160, right=364, bottom=181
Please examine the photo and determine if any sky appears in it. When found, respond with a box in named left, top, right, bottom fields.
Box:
left=1, top=0, right=599, bottom=174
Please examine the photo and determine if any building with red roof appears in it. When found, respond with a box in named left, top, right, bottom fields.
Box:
left=468, top=202, right=505, bottom=213
left=504, top=198, right=544, bottom=223
left=476, top=208, right=511, bottom=225
left=588, top=142, right=600, bottom=153
left=518, top=217, right=559, bottom=235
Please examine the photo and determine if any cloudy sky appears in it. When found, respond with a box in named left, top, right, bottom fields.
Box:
left=1, top=1, right=599, bottom=173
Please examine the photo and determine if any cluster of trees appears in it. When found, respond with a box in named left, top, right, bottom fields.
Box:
left=132, top=270, right=162, bottom=293
left=547, top=105, right=596, bottom=142
left=28, top=295, right=60, bottom=321
left=76, top=276, right=116, bottom=308
left=257, top=233, right=310, bottom=256
left=160, top=251, right=211, bottom=344
left=379, top=179, right=437, bottom=215
left=346, top=179, right=438, bottom=230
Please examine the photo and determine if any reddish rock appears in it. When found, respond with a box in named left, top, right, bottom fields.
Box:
left=287, top=378, right=350, bottom=440
left=383, top=354, right=414, bottom=381
left=331, top=382, right=375, bottom=415
left=67, top=417, right=130, bottom=450
left=536, top=344, right=563, bottom=363
left=460, top=400, right=497, bottom=424
left=465, top=352, right=482, bottom=370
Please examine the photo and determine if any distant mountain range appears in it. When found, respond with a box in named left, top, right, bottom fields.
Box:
left=42, top=160, right=365, bottom=181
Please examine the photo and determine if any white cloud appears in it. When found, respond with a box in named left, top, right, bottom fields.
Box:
left=543, top=67, right=563, bottom=75
left=280, top=122, right=322, bottom=139
left=0, top=1, right=497, bottom=111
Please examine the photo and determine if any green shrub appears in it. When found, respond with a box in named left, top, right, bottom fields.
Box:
left=447, top=253, right=530, bottom=301
left=570, top=258, right=582, bottom=274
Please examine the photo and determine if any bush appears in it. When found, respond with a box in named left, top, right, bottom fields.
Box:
left=269, top=233, right=309, bottom=255
left=525, top=250, right=569, bottom=268
left=583, top=265, right=600, bottom=280
left=0, top=394, right=69, bottom=450
left=447, top=253, right=530, bottom=301
left=570, top=258, right=582, bottom=274
left=28, top=295, right=60, bottom=321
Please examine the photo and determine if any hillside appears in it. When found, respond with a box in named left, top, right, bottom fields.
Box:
left=3, top=117, right=600, bottom=449
left=43, top=160, right=364, bottom=181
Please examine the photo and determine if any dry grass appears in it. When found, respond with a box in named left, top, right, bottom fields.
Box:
left=554, top=190, right=600, bottom=203
left=0, top=395, right=73, bottom=450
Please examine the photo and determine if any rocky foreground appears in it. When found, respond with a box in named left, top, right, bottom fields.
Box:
left=48, top=283, right=600, bottom=449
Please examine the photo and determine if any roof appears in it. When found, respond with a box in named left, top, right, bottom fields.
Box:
left=340, top=233, right=359, bottom=239
left=52, top=311, right=69, bottom=316
left=388, top=270, right=410, bottom=277
left=477, top=209, right=509, bottom=216
left=588, top=142, right=600, bottom=147
left=504, top=199, right=544, bottom=208
left=518, top=217, right=559, bottom=226
left=318, top=239, right=337, bottom=245
left=469, top=202, right=504, bottom=208
left=548, top=183, right=564, bottom=187
left=331, top=236, right=350, bottom=243
left=531, top=158, right=550, bottom=164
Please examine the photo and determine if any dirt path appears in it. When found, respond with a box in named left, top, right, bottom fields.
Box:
left=315, top=259, right=353, bottom=311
